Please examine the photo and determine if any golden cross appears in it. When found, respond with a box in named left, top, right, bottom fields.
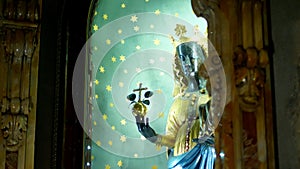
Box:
left=133, top=83, right=148, bottom=102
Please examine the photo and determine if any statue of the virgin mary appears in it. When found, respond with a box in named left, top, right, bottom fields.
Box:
left=134, top=40, right=216, bottom=169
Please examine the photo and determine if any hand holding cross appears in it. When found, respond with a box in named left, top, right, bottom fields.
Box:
left=133, top=83, right=148, bottom=102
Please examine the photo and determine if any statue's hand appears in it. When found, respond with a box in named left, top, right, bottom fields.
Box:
left=135, top=116, right=157, bottom=143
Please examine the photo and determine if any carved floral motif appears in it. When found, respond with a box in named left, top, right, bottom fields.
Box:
left=0, top=27, right=35, bottom=154
left=0, top=0, right=40, bottom=168
left=1, top=114, right=28, bottom=152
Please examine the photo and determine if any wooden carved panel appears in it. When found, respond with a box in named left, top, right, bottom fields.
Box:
left=1, top=114, right=28, bottom=152
left=0, top=0, right=41, bottom=168
left=234, top=46, right=269, bottom=169
left=192, top=0, right=275, bottom=169
left=233, top=0, right=275, bottom=169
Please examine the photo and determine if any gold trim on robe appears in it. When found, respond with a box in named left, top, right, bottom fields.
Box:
left=155, top=92, right=211, bottom=156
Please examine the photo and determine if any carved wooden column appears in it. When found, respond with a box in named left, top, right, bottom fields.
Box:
left=233, top=46, right=271, bottom=169
left=192, top=0, right=275, bottom=169
left=233, top=0, right=275, bottom=169
left=0, top=0, right=41, bottom=168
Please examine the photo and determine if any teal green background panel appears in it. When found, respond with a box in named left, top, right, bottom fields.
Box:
left=88, top=0, right=207, bottom=168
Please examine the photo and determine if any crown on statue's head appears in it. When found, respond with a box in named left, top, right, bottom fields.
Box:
left=170, top=24, right=201, bottom=48
left=170, top=24, right=189, bottom=47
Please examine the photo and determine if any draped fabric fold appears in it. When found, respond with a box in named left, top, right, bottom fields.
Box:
left=168, top=142, right=215, bottom=169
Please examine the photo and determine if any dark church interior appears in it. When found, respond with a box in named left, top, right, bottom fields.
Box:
left=0, top=0, right=300, bottom=168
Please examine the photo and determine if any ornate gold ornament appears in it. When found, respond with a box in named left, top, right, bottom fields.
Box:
left=1, top=114, right=28, bottom=152
left=127, top=83, right=153, bottom=118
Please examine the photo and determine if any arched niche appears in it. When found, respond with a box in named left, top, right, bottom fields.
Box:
left=78, top=1, right=215, bottom=169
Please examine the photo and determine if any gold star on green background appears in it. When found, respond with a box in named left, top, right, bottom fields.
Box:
left=93, top=24, right=98, bottom=31
left=103, top=14, right=108, bottom=20
left=99, top=66, right=105, bottom=73
left=121, top=3, right=126, bottom=8
left=117, top=160, right=123, bottom=167
left=89, top=0, right=209, bottom=168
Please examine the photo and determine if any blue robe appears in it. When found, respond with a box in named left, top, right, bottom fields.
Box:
left=168, top=139, right=215, bottom=169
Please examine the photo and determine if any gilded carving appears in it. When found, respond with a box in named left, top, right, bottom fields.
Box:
left=242, top=130, right=259, bottom=169
left=191, top=0, right=219, bottom=18
left=0, top=28, right=33, bottom=157
left=0, top=0, right=40, bottom=168
left=233, top=45, right=270, bottom=169
left=2, top=0, right=40, bottom=22
left=1, top=114, right=27, bottom=152
left=5, top=152, right=18, bottom=169
left=0, top=98, right=32, bottom=114
left=9, top=98, right=21, bottom=114
left=233, top=46, right=269, bottom=112
left=0, top=27, right=35, bottom=144
left=21, top=98, right=32, bottom=115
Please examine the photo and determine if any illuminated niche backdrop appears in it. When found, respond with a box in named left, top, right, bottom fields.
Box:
left=83, top=0, right=208, bottom=168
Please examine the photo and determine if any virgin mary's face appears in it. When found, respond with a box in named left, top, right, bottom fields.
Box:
left=176, top=42, right=203, bottom=77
